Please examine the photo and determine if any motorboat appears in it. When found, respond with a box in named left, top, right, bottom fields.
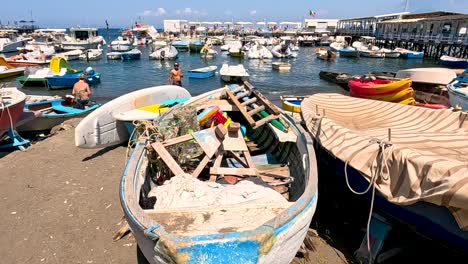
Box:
left=380, top=48, right=400, bottom=58
left=0, top=30, right=31, bottom=53
left=221, top=40, right=242, bottom=52
left=121, top=49, right=142, bottom=60
left=56, top=49, right=83, bottom=61
left=110, top=36, right=133, bottom=52
left=315, top=48, right=336, bottom=61
left=440, top=55, right=468, bottom=68
left=394, top=48, right=424, bottom=59
left=79, top=46, right=103, bottom=61
left=247, top=43, right=273, bottom=59
left=57, top=27, right=105, bottom=51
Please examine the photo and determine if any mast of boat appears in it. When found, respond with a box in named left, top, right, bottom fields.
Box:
left=404, top=0, right=410, bottom=12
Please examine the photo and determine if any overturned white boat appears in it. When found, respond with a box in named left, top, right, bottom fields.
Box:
left=149, top=45, right=178, bottom=60
left=247, top=43, right=273, bottom=59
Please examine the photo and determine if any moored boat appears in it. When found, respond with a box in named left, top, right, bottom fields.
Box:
left=338, top=47, right=359, bottom=57
left=79, top=48, right=103, bottom=61
left=440, top=55, right=468, bottom=68
left=272, top=62, right=291, bottom=71
left=75, top=85, right=191, bottom=148
left=301, top=93, right=468, bottom=253
left=171, top=40, right=190, bottom=51
left=394, top=48, right=424, bottom=59
left=348, top=77, right=414, bottom=104
left=17, top=95, right=101, bottom=132
left=0, top=87, right=26, bottom=137
left=219, top=64, right=249, bottom=82
left=280, top=95, right=308, bottom=113
left=121, top=49, right=142, bottom=60
left=447, top=70, right=468, bottom=110
left=0, top=57, right=25, bottom=79
left=120, top=83, right=318, bottom=264
left=149, top=45, right=178, bottom=60
left=106, top=52, right=122, bottom=60
left=319, top=71, right=353, bottom=88
left=315, top=48, right=336, bottom=60
left=380, top=48, right=400, bottom=58
left=110, top=36, right=133, bottom=52
left=188, top=65, right=217, bottom=79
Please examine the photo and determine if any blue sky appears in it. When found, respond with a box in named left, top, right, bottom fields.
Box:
left=1, top=0, right=467, bottom=28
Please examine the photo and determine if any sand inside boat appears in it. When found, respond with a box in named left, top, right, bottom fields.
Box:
left=146, top=174, right=291, bottom=235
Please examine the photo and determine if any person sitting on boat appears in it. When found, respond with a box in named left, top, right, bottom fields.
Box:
left=39, top=51, right=46, bottom=61
left=72, top=75, right=92, bottom=108
left=169, top=63, right=183, bottom=87
left=10, top=50, right=27, bottom=61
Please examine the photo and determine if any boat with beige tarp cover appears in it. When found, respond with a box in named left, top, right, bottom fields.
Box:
left=301, top=93, right=468, bottom=253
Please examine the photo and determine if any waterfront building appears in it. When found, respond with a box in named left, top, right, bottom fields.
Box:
left=336, top=12, right=409, bottom=36
left=163, top=20, right=189, bottom=33
left=303, top=19, right=339, bottom=34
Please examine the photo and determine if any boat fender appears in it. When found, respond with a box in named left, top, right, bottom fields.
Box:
left=144, top=224, right=160, bottom=240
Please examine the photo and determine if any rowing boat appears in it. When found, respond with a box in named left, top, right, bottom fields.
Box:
left=121, top=82, right=318, bottom=263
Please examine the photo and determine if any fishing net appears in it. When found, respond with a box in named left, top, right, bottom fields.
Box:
left=131, top=105, right=204, bottom=184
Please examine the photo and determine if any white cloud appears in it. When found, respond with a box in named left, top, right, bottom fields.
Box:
left=250, top=10, right=257, bottom=15
left=140, top=7, right=167, bottom=17
left=183, top=7, right=193, bottom=14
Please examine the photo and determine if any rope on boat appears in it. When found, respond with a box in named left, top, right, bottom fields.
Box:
left=344, top=136, right=393, bottom=264
left=144, top=223, right=161, bottom=241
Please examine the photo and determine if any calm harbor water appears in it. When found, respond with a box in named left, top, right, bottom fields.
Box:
left=2, top=29, right=442, bottom=104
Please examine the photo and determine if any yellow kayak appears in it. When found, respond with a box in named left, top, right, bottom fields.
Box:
left=351, top=87, right=414, bottom=102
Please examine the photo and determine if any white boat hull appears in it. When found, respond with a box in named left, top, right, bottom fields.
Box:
left=75, top=86, right=191, bottom=148
left=0, top=40, right=26, bottom=53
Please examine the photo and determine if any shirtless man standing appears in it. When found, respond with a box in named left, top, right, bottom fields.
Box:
left=72, top=75, right=92, bottom=105
left=168, top=62, right=183, bottom=86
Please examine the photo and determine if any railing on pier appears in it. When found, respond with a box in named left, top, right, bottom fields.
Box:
left=376, top=32, right=468, bottom=45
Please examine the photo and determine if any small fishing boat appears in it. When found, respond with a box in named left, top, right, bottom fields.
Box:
left=188, top=66, right=217, bottom=79
left=149, top=45, right=178, bottom=60
left=46, top=69, right=100, bottom=89
left=271, top=62, right=291, bottom=71
left=301, top=93, right=468, bottom=254
left=219, top=64, right=249, bottom=82
left=315, top=48, right=336, bottom=60
left=120, top=82, right=318, bottom=264
left=106, top=52, right=122, bottom=60
left=394, top=48, right=424, bottom=59
left=380, top=48, right=400, bottom=58
left=359, top=49, right=385, bottom=58
left=121, top=49, right=142, bottom=60
left=0, top=87, right=26, bottom=137
left=319, top=71, right=353, bottom=88
left=396, top=68, right=456, bottom=85
left=0, top=57, right=25, bottom=79
left=79, top=47, right=103, bottom=61
left=110, top=36, right=133, bottom=52
left=171, top=40, right=190, bottom=51
left=338, top=47, right=359, bottom=57
left=280, top=95, right=308, bottom=113
left=228, top=47, right=245, bottom=58
left=75, top=85, right=191, bottom=148
left=56, top=49, right=83, bottom=61
left=440, top=55, right=468, bottom=68
left=17, top=95, right=100, bottom=132
left=447, top=70, right=468, bottom=110
left=189, top=39, right=204, bottom=53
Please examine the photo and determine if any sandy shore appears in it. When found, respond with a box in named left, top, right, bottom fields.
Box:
left=0, top=118, right=346, bottom=264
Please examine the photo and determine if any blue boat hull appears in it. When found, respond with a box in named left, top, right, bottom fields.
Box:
left=121, top=53, right=141, bottom=60
left=339, top=49, right=359, bottom=57
left=46, top=73, right=101, bottom=89
left=188, top=70, right=216, bottom=79
left=401, top=52, right=424, bottom=59
left=441, top=60, right=468, bottom=68
left=18, top=98, right=100, bottom=131
left=315, top=143, right=468, bottom=252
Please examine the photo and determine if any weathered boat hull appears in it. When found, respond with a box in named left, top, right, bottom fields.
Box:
left=0, top=88, right=26, bottom=136
left=447, top=84, right=468, bottom=110
left=0, top=68, right=25, bottom=79
left=120, top=87, right=318, bottom=264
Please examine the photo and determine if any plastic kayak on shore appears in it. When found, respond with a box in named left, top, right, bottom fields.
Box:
left=350, top=87, right=414, bottom=103
left=348, top=77, right=412, bottom=95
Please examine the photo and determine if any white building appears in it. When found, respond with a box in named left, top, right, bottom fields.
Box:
left=303, top=19, right=339, bottom=33
left=163, top=20, right=189, bottom=33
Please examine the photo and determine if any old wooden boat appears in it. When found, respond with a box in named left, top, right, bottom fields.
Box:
left=302, top=93, right=468, bottom=253
left=120, top=82, right=318, bottom=263
left=75, top=85, right=191, bottom=148
left=0, top=87, right=26, bottom=137
left=17, top=95, right=100, bottom=132
left=0, top=57, right=25, bottom=79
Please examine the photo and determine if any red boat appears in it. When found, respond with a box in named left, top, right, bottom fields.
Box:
left=0, top=88, right=26, bottom=137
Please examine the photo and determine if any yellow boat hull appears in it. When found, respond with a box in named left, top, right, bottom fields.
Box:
left=351, top=87, right=414, bottom=103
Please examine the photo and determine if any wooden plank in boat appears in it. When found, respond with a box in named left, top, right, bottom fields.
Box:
left=192, top=126, right=226, bottom=157
left=268, top=123, right=297, bottom=143
left=210, top=167, right=257, bottom=176
left=151, top=142, right=185, bottom=176
left=192, top=155, right=211, bottom=179
left=254, top=114, right=279, bottom=129
left=222, top=130, right=248, bottom=151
